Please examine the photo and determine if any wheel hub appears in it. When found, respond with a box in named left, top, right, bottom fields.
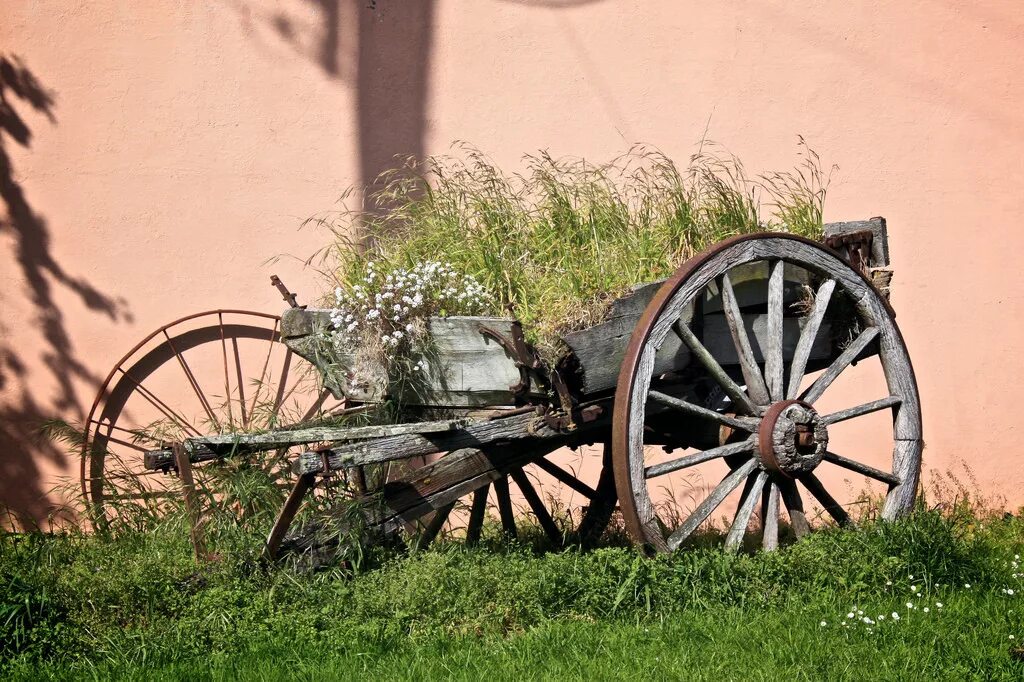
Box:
left=757, top=400, right=828, bottom=476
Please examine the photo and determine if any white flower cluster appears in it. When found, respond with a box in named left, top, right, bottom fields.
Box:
left=328, top=260, right=492, bottom=361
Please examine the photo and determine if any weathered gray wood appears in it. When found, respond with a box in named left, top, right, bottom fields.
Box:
left=174, top=443, right=208, bottom=562
left=765, top=260, right=786, bottom=401
left=800, top=472, right=851, bottom=526
left=799, top=326, right=880, bottom=404
left=881, top=439, right=922, bottom=520
left=823, top=451, right=900, bottom=486
left=762, top=482, right=780, bottom=551
left=725, top=469, right=768, bottom=551
left=532, top=457, right=597, bottom=499
left=465, top=484, right=489, bottom=545
left=493, top=476, right=517, bottom=537
left=673, top=318, right=758, bottom=415
left=821, top=395, right=902, bottom=425
left=510, top=468, right=562, bottom=544
left=413, top=502, right=455, bottom=551
left=644, top=437, right=756, bottom=479
left=295, top=410, right=598, bottom=475
left=823, top=217, right=889, bottom=267
left=647, top=390, right=759, bottom=433
left=720, top=272, right=771, bottom=406
left=282, top=309, right=534, bottom=407
left=777, top=478, right=810, bottom=538
left=786, top=278, right=836, bottom=399
left=263, top=472, right=314, bottom=561
left=667, top=457, right=758, bottom=550
left=188, top=419, right=466, bottom=452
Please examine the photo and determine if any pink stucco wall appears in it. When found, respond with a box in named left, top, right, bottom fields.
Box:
left=2, top=1, right=1023, bottom=524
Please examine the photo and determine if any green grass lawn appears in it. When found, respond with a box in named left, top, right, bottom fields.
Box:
left=3, top=507, right=1024, bottom=680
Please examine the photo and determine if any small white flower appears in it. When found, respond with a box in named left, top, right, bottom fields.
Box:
left=1010, top=635, right=1016, bottom=640
left=935, top=602, right=943, bottom=608
left=886, top=580, right=893, bottom=586
left=910, top=585, right=918, bottom=592
left=923, top=607, right=930, bottom=613
left=846, top=612, right=855, bottom=619
left=820, top=621, right=827, bottom=627
left=965, top=583, right=972, bottom=589
left=877, top=615, right=885, bottom=620
left=857, top=609, right=864, bottom=616
left=891, top=612, right=900, bottom=620
left=906, top=602, right=915, bottom=609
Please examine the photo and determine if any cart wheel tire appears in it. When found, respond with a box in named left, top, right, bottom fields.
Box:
left=612, top=233, right=922, bottom=553
left=81, top=310, right=338, bottom=524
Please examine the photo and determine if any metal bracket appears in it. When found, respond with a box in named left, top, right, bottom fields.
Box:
left=270, top=275, right=304, bottom=309
left=824, top=229, right=874, bottom=278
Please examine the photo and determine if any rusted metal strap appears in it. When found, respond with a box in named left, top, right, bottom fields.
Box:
left=824, top=229, right=874, bottom=277
left=270, top=274, right=303, bottom=309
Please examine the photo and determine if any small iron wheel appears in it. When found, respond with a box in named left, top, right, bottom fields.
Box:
left=81, top=310, right=341, bottom=524
left=612, top=234, right=922, bottom=552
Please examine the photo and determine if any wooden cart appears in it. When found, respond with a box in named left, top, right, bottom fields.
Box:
left=80, top=218, right=921, bottom=557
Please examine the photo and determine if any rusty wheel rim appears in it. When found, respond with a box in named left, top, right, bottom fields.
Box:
left=611, top=233, right=922, bottom=553
left=81, top=310, right=340, bottom=524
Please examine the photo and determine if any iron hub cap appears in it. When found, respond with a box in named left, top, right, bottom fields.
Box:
left=757, top=400, right=828, bottom=477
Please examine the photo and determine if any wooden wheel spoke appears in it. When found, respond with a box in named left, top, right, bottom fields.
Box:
left=777, top=478, right=810, bottom=538
left=822, top=395, right=902, bottom=425
left=465, top=484, right=490, bottom=545
left=644, top=437, right=755, bottom=479
left=648, top=390, right=758, bottom=432
left=667, top=457, right=758, bottom=550
left=823, top=451, right=900, bottom=486
left=765, top=260, right=786, bottom=401
left=725, top=470, right=768, bottom=551
left=720, top=272, right=771, bottom=405
left=493, top=476, right=517, bottom=538
left=800, top=472, right=851, bottom=526
left=116, top=369, right=202, bottom=438
left=673, top=319, right=757, bottom=415
left=218, top=313, right=235, bottom=430
left=510, top=468, right=562, bottom=545
left=531, top=457, right=597, bottom=499
left=762, top=482, right=780, bottom=551
left=414, top=501, right=456, bottom=551
left=786, top=278, right=836, bottom=399
left=799, top=327, right=880, bottom=404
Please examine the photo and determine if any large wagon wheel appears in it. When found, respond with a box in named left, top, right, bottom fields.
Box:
left=612, top=234, right=922, bottom=553
left=81, top=310, right=340, bottom=523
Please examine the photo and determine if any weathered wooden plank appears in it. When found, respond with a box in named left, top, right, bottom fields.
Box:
left=282, top=309, right=533, bottom=407
left=823, top=217, right=889, bottom=267
left=295, top=408, right=606, bottom=475
left=725, top=469, right=767, bottom=551
left=493, top=476, right=517, bottom=538
left=667, top=457, right=758, bottom=550
left=187, top=419, right=466, bottom=452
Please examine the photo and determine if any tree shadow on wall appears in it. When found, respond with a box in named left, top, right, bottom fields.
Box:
left=0, top=54, right=131, bottom=528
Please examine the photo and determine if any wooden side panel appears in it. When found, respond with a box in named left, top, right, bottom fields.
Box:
left=281, top=309, right=531, bottom=407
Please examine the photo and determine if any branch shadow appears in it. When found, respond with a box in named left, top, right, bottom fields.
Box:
left=0, top=54, right=132, bottom=528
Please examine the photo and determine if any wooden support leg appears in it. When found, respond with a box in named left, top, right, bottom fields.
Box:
left=173, top=442, right=208, bottom=562
left=263, top=473, right=316, bottom=561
